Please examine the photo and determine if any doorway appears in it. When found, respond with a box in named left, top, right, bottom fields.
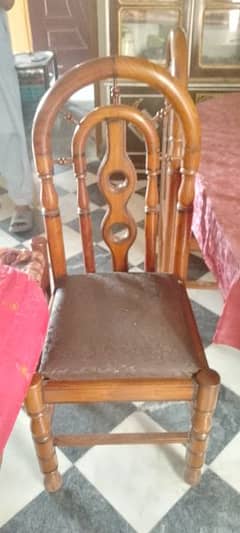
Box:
left=28, top=0, right=98, bottom=73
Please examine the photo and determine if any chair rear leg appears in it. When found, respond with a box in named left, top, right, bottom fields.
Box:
left=185, top=368, right=220, bottom=485
left=24, top=373, right=62, bottom=492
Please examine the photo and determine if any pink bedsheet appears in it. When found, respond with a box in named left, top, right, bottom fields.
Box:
left=192, top=93, right=240, bottom=349
left=0, top=265, right=48, bottom=454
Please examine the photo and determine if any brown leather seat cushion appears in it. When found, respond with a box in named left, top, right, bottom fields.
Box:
left=40, top=273, right=206, bottom=380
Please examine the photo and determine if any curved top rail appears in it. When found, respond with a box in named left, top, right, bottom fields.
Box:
left=72, top=104, right=160, bottom=172
left=32, top=55, right=200, bottom=175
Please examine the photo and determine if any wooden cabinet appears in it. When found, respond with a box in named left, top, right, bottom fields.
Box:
left=109, top=1, right=189, bottom=61
left=109, top=0, right=240, bottom=90
left=108, top=1, right=187, bottom=169
left=104, top=0, right=240, bottom=165
left=189, top=0, right=240, bottom=99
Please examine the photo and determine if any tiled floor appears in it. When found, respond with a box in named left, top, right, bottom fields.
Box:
left=0, top=103, right=240, bottom=532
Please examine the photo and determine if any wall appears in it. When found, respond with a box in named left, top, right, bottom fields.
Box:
left=7, top=0, right=32, bottom=53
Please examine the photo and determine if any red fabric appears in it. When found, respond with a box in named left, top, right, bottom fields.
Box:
left=213, top=281, right=240, bottom=346
left=0, top=265, right=49, bottom=454
left=192, top=93, right=240, bottom=349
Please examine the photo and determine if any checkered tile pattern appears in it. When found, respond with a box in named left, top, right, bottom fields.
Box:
left=0, top=167, right=240, bottom=533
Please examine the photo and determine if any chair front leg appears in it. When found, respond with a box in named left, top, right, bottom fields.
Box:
left=24, top=373, right=62, bottom=492
left=184, top=368, right=220, bottom=485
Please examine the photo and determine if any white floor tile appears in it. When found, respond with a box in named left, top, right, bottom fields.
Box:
left=62, top=225, right=83, bottom=259
left=59, top=194, right=99, bottom=224
left=135, top=179, right=146, bottom=192
left=128, top=194, right=144, bottom=223
left=129, top=266, right=143, bottom=273
left=54, top=168, right=76, bottom=193
left=76, top=411, right=189, bottom=533
left=128, top=227, right=145, bottom=266
left=0, top=193, right=14, bottom=221
left=206, top=343, right=240, bottom=396
left=59, top=193, right=79, bottom=223
left=85, top=172, right=98, bottom=186
left=210, top=432, right=240, bottom=493
left=0, top=410, right=71, bottom=527
left=95, top=238, right=108, bottom=250
left=54, top=169, right=97, bottom=193
left=188, top=284, right=224, bottom=316
left=0, top=228, right=19, bottom=248
left=199, top=271, right=216, bottom=282
left=69, top=84, right=94, bottom=102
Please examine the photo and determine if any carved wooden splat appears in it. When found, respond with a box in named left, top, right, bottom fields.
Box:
left=98, top=119, right=137, bottom=271
left=72, top=104, right=160, bottom=273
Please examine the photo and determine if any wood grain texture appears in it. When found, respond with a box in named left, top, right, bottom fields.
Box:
left=184, top=368, right=220, bottom=485
left=72, top=104, right=160, bottom=271
left=54, top=432, right=189, bottom=447
left=43, top=377, right=195, bottom=403
left=33, top=55, right=200, bottom=281
left=159, top=28, right=191, bottom=277
left=24, top=374, right=62, bottom=492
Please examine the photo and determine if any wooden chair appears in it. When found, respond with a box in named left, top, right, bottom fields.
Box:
left=25, top=56, right=220, bottom=492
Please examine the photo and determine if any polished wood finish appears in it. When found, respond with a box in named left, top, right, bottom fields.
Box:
left=72, top=104, right=160, bottom=272
left=26, top=55, right=220, bottom=492
left=24, top=374, right=62, bottom=492
left=185, top=368, right=220, bottom=485
left=54, top=432, right=189, bottom=448
left=43, top=377, right=195, bottom=404
left=159, top=28, right=189, bottom=275
left=33, top=55, right=200, bottom=281
left=159, top=28, right=218, bottom=289
left=186, top=280, right=218, bottom=290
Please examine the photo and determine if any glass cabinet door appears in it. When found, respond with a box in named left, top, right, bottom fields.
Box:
left=119, top=7, right=180, bottom=61
left=202, top=7, right=240, bottom=66
left=109, top=1, right=188, bottom=64
left=190, top=0, right=240, bottom=78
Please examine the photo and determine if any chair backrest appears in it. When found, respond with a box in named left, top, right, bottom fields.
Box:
left=159, top=28, right=189, bottom=273
left=32, top=55, right=200, bottom=282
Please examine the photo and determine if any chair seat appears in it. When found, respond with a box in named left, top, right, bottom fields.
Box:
left=40, top=273, right=207, bottom=381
